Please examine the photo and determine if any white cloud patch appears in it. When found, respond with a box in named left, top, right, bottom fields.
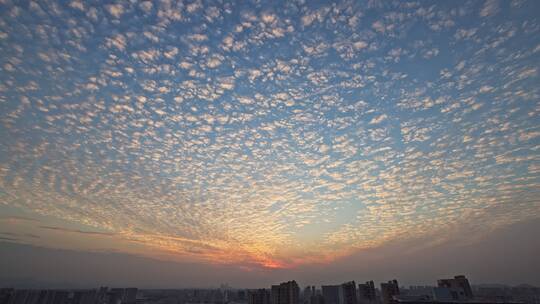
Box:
left=480, top=0, right=500, bottom=17
left=105, top=4, right=124, bottom=19
left=369, top=114, right=388, bottom=125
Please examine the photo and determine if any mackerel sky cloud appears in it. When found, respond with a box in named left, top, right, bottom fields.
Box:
left=0, top=0, right=539, bottom=273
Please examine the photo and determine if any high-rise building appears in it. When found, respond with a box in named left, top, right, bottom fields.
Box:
left=340, top=281, right=358, bottom=304
left=310, top=287, right=324, bottom=304
left=249, top=289, right=272, bottom=304
left=303, top=286, right=313, bottom=303
left=124, top=288, right=138, bottom=304
left=73, top=290, right=97, bottom=304
left=381, top=280, right=400, bottom=304
left=302, top=286, right=322, bottom=304
left=237, top=290, right=247, bottom=302
left=52, top=291, right=69, bottom=304
left=7, top=290, right=37, bottom=304
left=322, top=285, right=341, bottom=304
left=18, top=290, right=68, bottom=304
left=310, top=293, right=325, bottom=304
left=108, top=288, right=125, bottom=304
left=437, top=275, right=473, bottom=300
left=0, top=288, right=14, bottom=304
left=271, top=281, right=300, bottom=304
left=358, top=281, right=376, bottom=303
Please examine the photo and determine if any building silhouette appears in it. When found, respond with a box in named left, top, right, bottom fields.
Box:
left=437, top=275, right=473, bottom=300
left=303, top=286, right=314, bottom=304
left=272, top=281, right=300, bottom=304
left=124, top=288, right=137, bottom=304
left=108, top=288, right=124, bottom=304
left=358, top=281, right=376, bottom=303
left=303, top=286, right=324, bottom=304
left=105, top=288, right=137, bottom=304
left=72, top=290, right=97, bottom=304
left=340, top=281, right=358, bottom=304
left=381, top=280, right=400, bottom=304
left=322, top=285, right=341, bottom=304
left=2, top=289, right=69, bottom=304
left=249, top=289, right=272, bottom=304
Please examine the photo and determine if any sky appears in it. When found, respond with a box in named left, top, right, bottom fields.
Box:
left=0, top=0, right=539, bottom=287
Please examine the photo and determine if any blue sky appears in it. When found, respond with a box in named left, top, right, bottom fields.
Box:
left=0, top=0, right=539, bottom=272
